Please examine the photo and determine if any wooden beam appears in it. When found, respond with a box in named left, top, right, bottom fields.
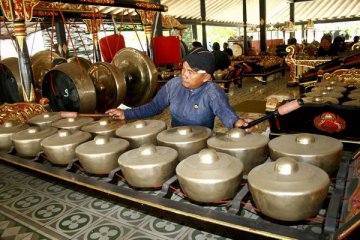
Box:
left=39, top=0, right=167, bottom=12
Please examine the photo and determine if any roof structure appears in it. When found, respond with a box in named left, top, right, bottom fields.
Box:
left=0, top=0, right=359, bottom=39
left=161, top=0, right=360, bottom=25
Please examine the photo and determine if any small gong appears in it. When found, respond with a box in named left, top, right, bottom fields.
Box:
left=88, top=62, right=126, bottom=113
left=112, top=48, right=157, bottom=107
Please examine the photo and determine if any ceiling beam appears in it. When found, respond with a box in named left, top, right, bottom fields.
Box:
left=39, top=0, right=168, bottom=12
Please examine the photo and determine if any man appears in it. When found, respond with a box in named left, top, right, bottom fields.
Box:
left=223, top=42, right=233, bottom=57
left=212, top=42, right=231, bottom=71
left=191, top=41, right=203, bottom=50
left=106, top=48, right=252, bottom=130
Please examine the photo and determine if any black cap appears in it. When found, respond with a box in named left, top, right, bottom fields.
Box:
left=184, top=47, right=215, bottom=75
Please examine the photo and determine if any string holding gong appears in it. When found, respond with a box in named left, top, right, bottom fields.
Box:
left=112, top=47, right=157, bottom=107
left=31, top=50, right=64, bottom=100
left=88, top=62, right=126, bottom=113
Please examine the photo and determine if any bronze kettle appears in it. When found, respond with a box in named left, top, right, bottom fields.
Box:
left=248, top=156, right=329, bottom=221
left=116, top=120, right=166, bottom=149
left=207, top=128, right=269, bottom=174
left=268, top=133, right=343, bottom=175
left=11, top=126, right=58, bottom=157
left=118, top=143, right=178, bottom=188
left=157, top=126, right=212, bottom=161
left=41, top=129, right=91, bottom=165
left=75, top=135, right=129, bottom=174
left=0, top=121, right=29, bottom=153
left=176, top=148, right=243, bottom=203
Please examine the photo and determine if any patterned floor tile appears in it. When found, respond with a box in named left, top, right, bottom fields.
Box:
left=5, top=193, right=51, bottom=215
left=0, top=179, right=11, bottom=192
left=23, top=176, right=54, bottom=189
left=7, top=171, right=33, bottom=183
left=140, top=218, right=189, bottom=240
left=80, top=197, right=119, bottom=216
left=180, top=229, right=234, bottom=240
left=45, top=208, right=102, bottom=239
left=73, top=218, right=132, bottom=240
left=25, top=199, right=75, bottom=226
left=35, top=183, right=71, bottom=198
left=56, top=188, right=94, bottom=206
left=107, top=206, right=151, bottom=227
left=0, top=210, right=55, bottom=240
left=0, top=187, right=32, bottom=205
left=123, top=230, right=167, bottom=240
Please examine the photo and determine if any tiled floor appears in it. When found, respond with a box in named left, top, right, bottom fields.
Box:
left=0, top=163, right=235, bottom=240
left=0, top=72, right=299, bottom=239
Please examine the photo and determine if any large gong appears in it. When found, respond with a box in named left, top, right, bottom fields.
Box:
left=67, top=57, right=92, bottom=70
left=31, top=50, right=64, bottom=99
left=232, top=43, right=243, bottom=57
left=0, top=58, right=23, bottom=103
left=88, top=62, right=126, bottom=113
left=112, top=48, right=157, bottom=107
left=41, top=61, right=96, bottom=113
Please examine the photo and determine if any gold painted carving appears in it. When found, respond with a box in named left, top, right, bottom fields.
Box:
left=0, top=0, right=14, bottom=20
left=0, top=103, right=47, bottom=124
left=136, top=9, right=156, bottom=25
left=322, top=68, right=360, bottom=88
left=0, top=0, right=39, bottom=21
left=80, top=0, right=114, bottom=4
left=36, top=2, right=93, bottom=13
left=83, top=18, right=102, bottom=33
left=136, top=2, right=161, bottom=10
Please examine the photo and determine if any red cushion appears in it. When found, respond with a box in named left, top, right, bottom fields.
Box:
left=152, top=36, right=181, bottom=66
left=99, top=34, right=126, bottom=62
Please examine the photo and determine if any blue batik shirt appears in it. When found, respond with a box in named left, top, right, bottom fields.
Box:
left=124, top=77, right=240, bottom=129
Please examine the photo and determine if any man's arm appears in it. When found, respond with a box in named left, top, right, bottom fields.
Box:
left=106, top=79, right=172, bottom=120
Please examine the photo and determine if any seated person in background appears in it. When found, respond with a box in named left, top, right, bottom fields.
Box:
left=287, top=37, right=297, bottom=45
left=329, top=36, right=346, bottom=55
left=106, top=47, right=254, bottom=130
left=191, top=41, right=203, bottom=50
left=350, top=36, right=359, bottom=49
left=317, top=35, right=332, bottom=56
left=212, top=42, right=231, bottom=71
left=223, top=42, right=233, bottom=57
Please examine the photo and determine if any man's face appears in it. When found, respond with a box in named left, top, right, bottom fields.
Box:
left=181, top=62, right=210, bottom=89
left=320, top=38, right=331, bottom=50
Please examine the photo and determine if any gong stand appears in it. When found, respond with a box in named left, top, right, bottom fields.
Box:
left=0, top=0, right=40, bottom=103
left=57, top=7, right=86, bottom=72
left=136, top=9, right=156, bottom=58
left=83, top=9, right=102, bottom=63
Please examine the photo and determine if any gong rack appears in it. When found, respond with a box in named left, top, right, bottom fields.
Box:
left=0, top=150, right=358, bottom=240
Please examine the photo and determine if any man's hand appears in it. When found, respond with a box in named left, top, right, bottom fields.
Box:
left=105, top=108, right=125, bottom=120
left=234, top=118, right=256, bottom=132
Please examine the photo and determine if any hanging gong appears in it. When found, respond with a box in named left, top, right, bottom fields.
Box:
left=232, top=44, right=243, bottom=57
left=88, top=62, right=126, bottom=113
left=41, top=61, right=96, bottom=113
left=112, top=48, right=157, bottom=107
left=67, top=57, right=92, bottom=71
left=0, top=58, right=23, bottom=103
left=31, top=51, right=64, bottom=99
